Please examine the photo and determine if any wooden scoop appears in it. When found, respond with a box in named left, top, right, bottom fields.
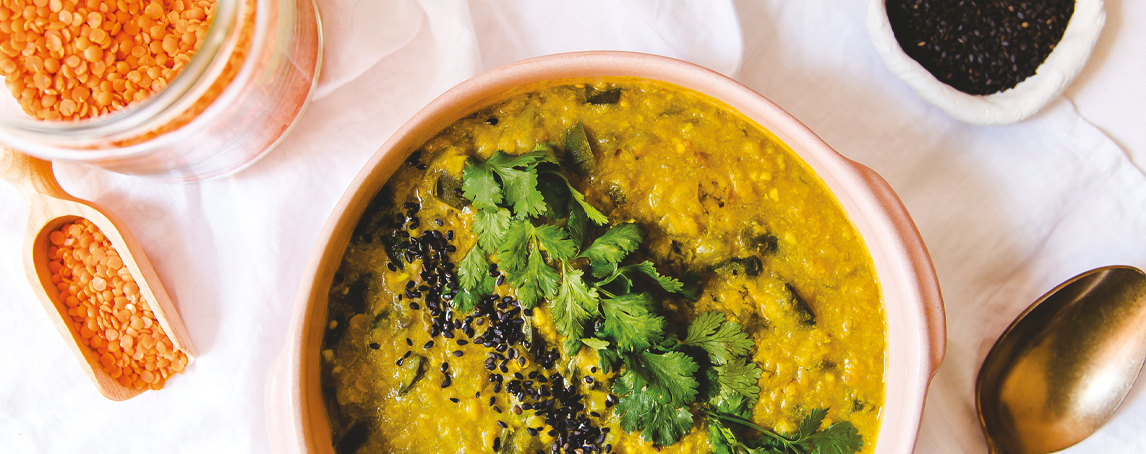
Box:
left=0, top=147, right=195, bottom=401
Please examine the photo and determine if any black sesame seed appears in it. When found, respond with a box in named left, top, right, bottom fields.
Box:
left=452, top=350, right=464, bottom=357
left=402, top=351, right=411, bottom=359
left=495, top=275, right=505, bottom=287
left=424, top=340, right=435, bottom=349
left=409, top=302, right=420, bottom=310
left=486, top=117, right=498, bottom=125
left=369, top=343, right=380, bottom=349
left=497, top=421, right=508, bottom=429
left=441, top=362, right=449, bottom=372
left=457, top=340, right=469, bottom=346
left=450, top=397, right=460, bottom=403
left=441, top=376, right=452, bottom=388
left=395, top=358, right=404, bottom=366
left=387, top=262, right=398, bottom=272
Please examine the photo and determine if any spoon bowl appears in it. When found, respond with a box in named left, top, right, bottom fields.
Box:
left=0, top=147, right=195, bottom=400
left=977, top=265, right=1146, bottom=454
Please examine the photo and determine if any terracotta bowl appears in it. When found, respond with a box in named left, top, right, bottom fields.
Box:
left=265, top=51, right=946, bottom=454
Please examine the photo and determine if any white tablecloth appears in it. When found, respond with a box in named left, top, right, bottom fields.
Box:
left=3, top=1, right=1145, bottom=452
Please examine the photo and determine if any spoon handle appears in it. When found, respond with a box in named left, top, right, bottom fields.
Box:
left=0, top=146, right=70, bottom=201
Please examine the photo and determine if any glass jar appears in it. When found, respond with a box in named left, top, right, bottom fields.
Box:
left=0, top=0, right=322, bottom=181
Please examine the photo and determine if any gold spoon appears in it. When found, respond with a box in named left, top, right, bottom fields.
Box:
left=0, top=147, right=195, bottom=400
left=976, top=265, right=1146, bottom=454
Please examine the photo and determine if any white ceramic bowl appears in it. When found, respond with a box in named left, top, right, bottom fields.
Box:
left=867, top=0, right=1105, bottom=125
left=264, top=51, right=946, bottom=454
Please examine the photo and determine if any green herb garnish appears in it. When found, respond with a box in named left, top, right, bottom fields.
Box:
left=706, top=408, right=864, bottom=454
left=452, top=125, right=861, bottom=451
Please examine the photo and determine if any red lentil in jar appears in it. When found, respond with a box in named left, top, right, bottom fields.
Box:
left=0, top=0, right=217, bottom=121
left=0, top=0, right=322, bottom=180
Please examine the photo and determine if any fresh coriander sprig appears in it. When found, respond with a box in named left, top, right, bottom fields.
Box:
left=705, top=408, right=864, bottom=454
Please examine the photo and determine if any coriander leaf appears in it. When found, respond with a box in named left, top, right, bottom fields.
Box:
left=537, top=177, right=570, bottom=219
left=600, top=293, right=663, bottom=352
left=614, top=374, right=695, bottom=446
left=452, top=287, right=479, bottom=313
left=799, top=408, right=828, bottom=440
left=595, top=261, right=685, bottom=295
left=516, top=244, right=561, bottom=308
left=458, top=245, right=489, bottom=291
left=708, top=419, right=738, bottom=454
left=681, top=312, right=755, bottom=365
left=564, top=336, right=583, bottom=357
left=497, top=219, right=533, bottom=278
left=625, top=261, right=685, bottom=293
left=486, top=149, right=551, bottom=169
left=497, top=165, right=545, bottom=218
left=543, top=170, right=608, bottom=225
left=703, top=408, right=863, bottom=454
left=804, top=421, right=863, bottom=454
left=598, top=347, right=623, bottom=374
left=711, top=390, right=750, bottom=418
left=533, top=224, right=578, bottom=262
left=582, top=337, right=610, bottom=350
left=567, top=202, right=588, bottom=249
left=580, top=223, right=643, bottom=266
left=550, top=265, right=600, bottom=343
left=455, top=247, right=494, bottom=313
left=590, top=259, right=620, bottom=281
left=714, top=358, right=762, bottom=403
left=621, top=350, right=700, bottom=407
left=474, top=207, right=511, bottom=254
left=461, top=159, right=501, bottom=210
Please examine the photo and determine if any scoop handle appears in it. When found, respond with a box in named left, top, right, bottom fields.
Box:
left=0, top=146, right=69, bottom=201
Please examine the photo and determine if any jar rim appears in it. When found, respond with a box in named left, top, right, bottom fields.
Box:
left=0, top=0, right=246, bottom=157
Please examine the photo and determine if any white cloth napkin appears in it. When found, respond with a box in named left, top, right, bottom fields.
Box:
left=1, top=1, right=1144, bottom=453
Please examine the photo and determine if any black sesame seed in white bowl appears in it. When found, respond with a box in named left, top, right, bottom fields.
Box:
left=867, top=0, right=1105, bottom=125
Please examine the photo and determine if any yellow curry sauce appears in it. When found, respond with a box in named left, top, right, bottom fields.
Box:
left=320, top=79, right=886, bottom=453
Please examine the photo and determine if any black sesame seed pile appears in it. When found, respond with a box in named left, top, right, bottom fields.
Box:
left=392, top=176, right=613, bottom=453
left=886, top=0, right=1075, bottom=95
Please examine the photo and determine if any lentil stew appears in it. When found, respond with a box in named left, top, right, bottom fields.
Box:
left=320, top=78, right=886, bottom=453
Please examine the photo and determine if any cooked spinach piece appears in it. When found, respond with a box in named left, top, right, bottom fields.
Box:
left=563, top=122, right=596, bottom=174
left=784, top=283, right=816, bottom=326
left=713, top=257, right=763, bottom=277
left=396, top=354, right=427, bottom=395
left=434, top=171, right=468, bottom=209
left=335, top=420, right=371, bottom=454
left=587, top=87, right=622, bottom=105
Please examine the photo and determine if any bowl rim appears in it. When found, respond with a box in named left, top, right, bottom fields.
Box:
left=866, top=0, right=1106, bottom=125
left=265, top=50, right=946, bottom=454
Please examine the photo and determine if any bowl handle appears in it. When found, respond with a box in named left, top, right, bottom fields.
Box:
left=854, top=163, right=947, bottom=376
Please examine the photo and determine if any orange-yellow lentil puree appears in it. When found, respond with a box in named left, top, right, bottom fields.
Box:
left=321, top=78, right=886, bottom=453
